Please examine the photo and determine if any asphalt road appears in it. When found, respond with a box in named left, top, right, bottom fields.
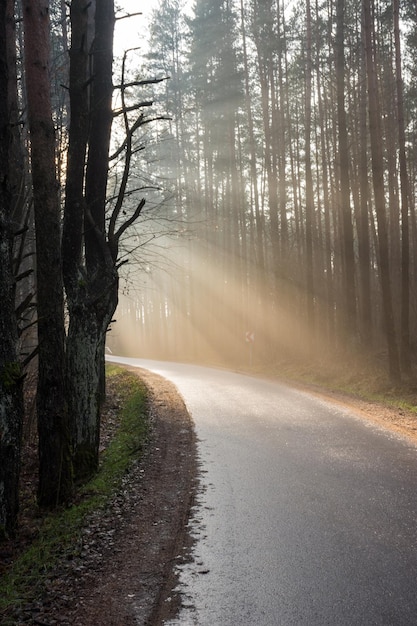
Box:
left=109, top=357, right=417, bottom=625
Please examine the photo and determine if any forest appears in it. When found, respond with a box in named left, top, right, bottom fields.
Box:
left=110, top=0, right=417, bottom=390
left=0, top=0, right=416, bottom=538
left=0, top=0, right=151, bottom=538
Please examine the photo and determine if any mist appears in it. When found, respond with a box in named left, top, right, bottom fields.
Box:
left=107, top=0, right=417, bottom=384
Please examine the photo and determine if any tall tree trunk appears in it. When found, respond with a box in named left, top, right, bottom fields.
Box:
left=305, top=0, right=315, bottom=337
left=363, top=0, right=400, bottom=382
left=7, top=0, right=35, bottom=358
left=23, top=0, right=72, bottom=505
left=6, top=0, right=24, bottom=220
left=62, top=0, right=89, bottom=281
left=240, top=0, right=264, bottom=274
left=64, top=0, right=117, bottom=481
left=393, top=0, right=411, bottom=373
left=316, top=36, right=334, bottom=344
left=0, top=0, right=24, bottom=538
left=85, top=0, right=113, bottom=272
left=336, top=0, right=356, bottom=340
left=276, top=0, right=288, bottom=276
left=357, top=12, right=372, bottom=348
left=258, top=56, right=280, bottom=286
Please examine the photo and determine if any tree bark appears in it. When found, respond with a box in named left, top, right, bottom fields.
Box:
left=23, top=0, right=73, bottom=505
left=393, top=0, right=411, bottom=373
left=240, top=0, right=264, bottom=275
left=0, top=0, right=24, bottom=538
left=85, top=0, right=114, bottom=273
left=336, top=0, right=356, bottom=339
left=357, top=11, right=372, bottom=348
left=363, top=0, right=400, bottom=382
left=66, top=287, right=116, bottom=480
left=63, top=0, right=118, bottom=480
left=305, top=0, right=315, bottom=337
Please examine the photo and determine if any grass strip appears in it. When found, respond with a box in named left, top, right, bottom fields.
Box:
left=0, top=365, right=148, bottom=621
left=260, top=360, right=417, bottom=413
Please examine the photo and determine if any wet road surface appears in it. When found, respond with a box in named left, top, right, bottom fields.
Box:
left=108, top=358, right=417, bottom=625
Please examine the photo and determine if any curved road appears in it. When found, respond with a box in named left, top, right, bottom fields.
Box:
left=109, top=357, right=417, bottom=625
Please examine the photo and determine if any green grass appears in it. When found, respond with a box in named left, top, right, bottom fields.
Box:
left=261, top=357, right=417, bottom=414
left=0, top=365, right=148, bottom=623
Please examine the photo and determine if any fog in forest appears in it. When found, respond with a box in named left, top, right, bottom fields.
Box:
left=108, top=0, right=417, bottom=383
left=108, top=238, right=320, bottom=369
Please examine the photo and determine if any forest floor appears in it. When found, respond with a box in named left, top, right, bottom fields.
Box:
left=1, top=367, right=198, bottom=625
left=279, top=375, right=417, bottom=445
left=2, top=364, right=417, bottom=625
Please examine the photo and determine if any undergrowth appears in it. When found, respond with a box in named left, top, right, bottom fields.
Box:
left=262, top=356, right=417, bottom=413
left=0, top=365, right=148, bottom=621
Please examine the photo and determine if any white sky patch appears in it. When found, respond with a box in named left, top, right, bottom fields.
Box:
left=114, top=1, right=193, bottom=57
left=114, top=1, right=153, bottom=57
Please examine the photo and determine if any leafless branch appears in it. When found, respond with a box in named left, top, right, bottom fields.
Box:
left=113, top=77, right=170, bottom=90
left=15, top=268, right=33, bottom=283
left=109, top=113, right=145, bottom=160
left=113, top=102, right=154, bottom=117
left=116, top=12, right=142, bottom=21
left=114, top=199, right=146, bottom=244
left=21, top=344, right=39, bottom=369
left=85, top=204, right=114, bottom=266
left=15, top=293, right=35, bottom=319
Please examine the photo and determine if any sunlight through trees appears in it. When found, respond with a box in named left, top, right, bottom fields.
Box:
left=110, top=0, right=417, bottom=385
left=1, top=0, right=417, bottom=534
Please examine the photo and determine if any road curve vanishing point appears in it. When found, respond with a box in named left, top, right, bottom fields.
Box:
left=108, top=357, right=417, bottom=626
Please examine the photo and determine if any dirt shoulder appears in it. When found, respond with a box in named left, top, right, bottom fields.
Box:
left=22, top=367, right=198, bottom=626
left=68, top=367, right=198, bottom=626
left=287, top=379, right=417, bottom=445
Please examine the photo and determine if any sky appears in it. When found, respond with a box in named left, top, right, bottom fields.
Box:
left=114, top=1, right=159, bottom=56
left=116, top=0, right=159, bottom=23
left=114, top=1, right=193, bottom=56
